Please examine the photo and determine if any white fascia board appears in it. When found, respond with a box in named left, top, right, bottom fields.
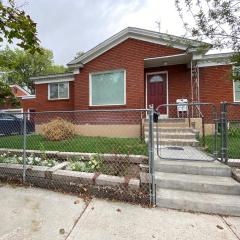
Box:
left=67, top=27, right=210, bottom=67
left=21, top=95, right=36, bottom=100
left=196, top=52, right=233, bottom=67
left=9, top=84, right=31, bottom=95
left=34, top=77, right=74, bottom=85
left=30, top=73, right=74, bottom=81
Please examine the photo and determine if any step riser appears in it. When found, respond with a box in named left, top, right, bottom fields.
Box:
left=157, top=198, right=240, bottom=217
left=145, top=140, right=198, bottom=146
left=156, top=179, right=240, bottom=195
left=144, top=134, right=196, bottom=139
left=155, top=165, right=232, bottom=177
left=144, top=124, right=189, bottom=128
left=144, top=128, right=196, bottom=133
left=144, top=119, right=187, bottom=123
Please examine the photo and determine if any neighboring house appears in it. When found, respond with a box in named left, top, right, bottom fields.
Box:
left=21, top=27, right=235, bottom=115
left=1, top=85, right=31, bottom=114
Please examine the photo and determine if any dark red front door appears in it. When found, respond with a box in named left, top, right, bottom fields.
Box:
left=147, top=73, right=167, bottom=113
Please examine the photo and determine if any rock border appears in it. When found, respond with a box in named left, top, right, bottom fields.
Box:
left=0, top=162, right=149, bottom=204
left=0, top=148, right=148, bottom=164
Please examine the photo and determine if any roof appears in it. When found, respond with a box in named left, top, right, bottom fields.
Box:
left=67, top=27, right=211, bottom=68
left=30, top=73, right=75, bottom=84
left=9, top=85, right=31, bottom=97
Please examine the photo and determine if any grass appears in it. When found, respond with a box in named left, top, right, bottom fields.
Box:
left=203, top=134, right=240, bottom=159
left=0, top=134, right=147, bottom=155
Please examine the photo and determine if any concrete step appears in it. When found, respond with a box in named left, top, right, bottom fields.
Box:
left=144, top=127, right=196, bottom=133
left=146, top=138, right=199, bottom=146
left=144, top=118, right=186, bottom=124
left=157, top=188, right=240, bottom=216
left=144, top=123, right=189, bottom=128
left=144, top=132, right=196, bottom=139
left=155, top=172, right=240, bottom=195
left=154, top=160, right=232, bottom=177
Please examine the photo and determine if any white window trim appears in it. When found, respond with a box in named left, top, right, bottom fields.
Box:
left=233, top=66, right=240, bottom=102
left=89, top=69, right=126, bottom=106
left=233, top=80, right=240, bottom=103
left=48, top=82, right=70, bottom=100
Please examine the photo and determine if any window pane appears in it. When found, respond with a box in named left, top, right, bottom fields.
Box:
left=59, top=82, right=69, bottom=98
left=49, top=83, right=58, bottom=99
left=91, top=71, right=125, bottom=105
left=235, top=81, right=240, bottom=101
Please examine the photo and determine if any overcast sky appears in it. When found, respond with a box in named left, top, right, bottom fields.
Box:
left=24, top=0, right=186, bottom=66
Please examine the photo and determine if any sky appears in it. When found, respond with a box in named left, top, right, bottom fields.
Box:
left=23, top=0, right=187, bottom=66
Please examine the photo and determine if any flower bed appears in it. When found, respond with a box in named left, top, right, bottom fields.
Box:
left=0, top=152, right=150, bottom=204
left=0, top=152, right=57, bottom=167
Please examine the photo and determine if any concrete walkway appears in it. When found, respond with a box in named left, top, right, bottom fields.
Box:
left=0, top=184, right=240, bottom=240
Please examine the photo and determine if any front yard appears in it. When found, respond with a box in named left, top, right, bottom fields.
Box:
left=0, top=134, right=147, bottom=156
left=204, top=134, right=240, bottom=159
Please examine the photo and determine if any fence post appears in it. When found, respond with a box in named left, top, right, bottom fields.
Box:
left=22, top=113, right=27, bottom=183
left=220, top=102, right=228, bottom=163
left=148, top=105, right=156, bottom=205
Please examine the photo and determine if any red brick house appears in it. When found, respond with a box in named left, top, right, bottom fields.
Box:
left=0, top=85, right=31, bottom=114
left=21, top=27, right=235, bottom=115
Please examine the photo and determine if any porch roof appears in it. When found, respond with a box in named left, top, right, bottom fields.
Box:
left=144, top=53, right=192, bottom=68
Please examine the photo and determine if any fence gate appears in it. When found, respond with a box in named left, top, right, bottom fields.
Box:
left=155, top=102, right=219, bottom=161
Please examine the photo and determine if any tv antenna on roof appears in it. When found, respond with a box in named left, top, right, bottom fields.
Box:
left=155, top=20, right=161, bottom=32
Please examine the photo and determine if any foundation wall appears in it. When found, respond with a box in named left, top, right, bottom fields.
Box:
left=36, top=124, right=141, bottom=138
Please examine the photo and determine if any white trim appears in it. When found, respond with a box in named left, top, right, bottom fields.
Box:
left=9, top=85, right=31, bottom=95
left=31, top=72, right=74, bottom=80
left=68, top=27, right=210, bottom=67
left=197, top=53, right=233, bottom=68
left=145, top=71, right=169, bottom=116
left=232, top=65, right=240, bottom=102
left=198, top=61, right=231, bottom=68
left=89, top=69, right=126, bottom=107
left=48, top=82, right=70, bottom=100
left=21, top=95, right=36, bottom=100
left=35, top=77, right=74, bottom=85
left=1, top=108, right=23, bottom=113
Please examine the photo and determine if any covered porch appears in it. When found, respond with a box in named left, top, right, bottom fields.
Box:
left=144, top=53, right=200, bottom=116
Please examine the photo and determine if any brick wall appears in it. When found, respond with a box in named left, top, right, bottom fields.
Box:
left=74, top=38, right=184, bottom=110
left=199, top=65, right=233, bottom=106
left=21, top=81, right=75, bottom=112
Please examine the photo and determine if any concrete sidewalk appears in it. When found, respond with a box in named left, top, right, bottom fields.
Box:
left=0, top=183, right=239, bottom=240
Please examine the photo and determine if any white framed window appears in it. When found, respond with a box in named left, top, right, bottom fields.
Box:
left=89, top=69, right=126, bottom=106
left=233, top=81, right=240, bottom=102
left=48, top=82, right=69, bottom=100
left=233, top=66, right=240, bottom=102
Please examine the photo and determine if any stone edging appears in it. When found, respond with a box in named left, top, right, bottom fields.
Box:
left=0, top=148, right=148, bottom=164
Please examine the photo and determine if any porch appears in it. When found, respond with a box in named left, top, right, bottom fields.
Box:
left=144, top=52, right=199, bottom=112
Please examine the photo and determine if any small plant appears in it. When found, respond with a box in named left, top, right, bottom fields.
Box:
left=69, top=154, right=104, bottom=173
left=0, top=152, right=57, bottom=167
left=40, top=118, right=75, bottom=141
left=87, top=154, right=103, bottom=172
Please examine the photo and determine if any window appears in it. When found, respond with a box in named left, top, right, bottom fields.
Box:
left=90, top=70, right=126, bottom=106
left=234, top=81, right=240, bottom=102
left=48, top=82, right=69, bottom=100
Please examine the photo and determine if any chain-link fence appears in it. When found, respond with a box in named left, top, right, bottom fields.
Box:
left=0, top=109, right=155, bottom=205
left=155, top=102, right=219, bottom=161
left=220, top=102, right=240, bottom=165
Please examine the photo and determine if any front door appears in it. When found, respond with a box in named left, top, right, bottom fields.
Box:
left=147, top=73, right=167, bottom=113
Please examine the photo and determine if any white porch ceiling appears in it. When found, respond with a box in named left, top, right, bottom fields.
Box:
left=144, top=53, right=192, bottom=68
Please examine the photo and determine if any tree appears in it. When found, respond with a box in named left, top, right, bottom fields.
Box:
left=0, top=47, right=67, bottom=92
left=175, top=0, right=240, bottom=80
left=74, top=51, right=85, bottom=60
left=0, top=0, right=40, bottom=53
left=0, top=80, right=19, bottom=106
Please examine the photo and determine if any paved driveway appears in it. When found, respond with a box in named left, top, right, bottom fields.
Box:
left=0, top=183, right=239, bottom=240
